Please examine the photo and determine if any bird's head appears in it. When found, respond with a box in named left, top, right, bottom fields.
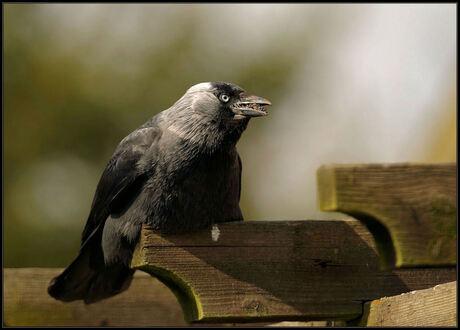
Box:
left=182, top=81, right=271, bottom=121
left=166, top=82, right=271, bottom=148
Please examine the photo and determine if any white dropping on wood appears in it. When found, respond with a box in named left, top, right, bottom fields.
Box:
left=211, top=225, right=220, bottom=242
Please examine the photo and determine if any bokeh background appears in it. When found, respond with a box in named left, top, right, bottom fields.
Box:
left=4, top=4, right=456, bottom=267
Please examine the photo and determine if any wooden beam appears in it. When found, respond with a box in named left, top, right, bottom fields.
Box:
left=4, top=268, right=187, bottom=326
left=351, top=281, right=457, bottom=326
left=2, top=268, right=329, bottom=327
left=131, top=220, right=456, bottom=323
left=317, top=163, right=456, bottom=268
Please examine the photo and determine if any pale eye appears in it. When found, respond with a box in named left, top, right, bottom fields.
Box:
left=220, top=94, right=230, bottom=103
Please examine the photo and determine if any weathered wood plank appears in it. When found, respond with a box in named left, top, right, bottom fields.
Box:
left=2, top=268, right=318, bottom=327
left=132, top=220, right=456, bottom=323
left=317, top=163, right=457, bottom=268
left=352, top=281, right=457, bottom=326
left=4, top=268, right=187, bottom=326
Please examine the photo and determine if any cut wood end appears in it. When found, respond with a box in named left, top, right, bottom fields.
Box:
left=316, top=165, right=338, bottom=211
left=130, top=243, right=148, bottom=269
left=134, top=263, right=203, bottom=324
left=131, top=235, right=203, bottom=323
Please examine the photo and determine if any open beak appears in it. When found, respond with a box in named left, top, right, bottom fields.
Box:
left=231, top=93, right=272, bottom=119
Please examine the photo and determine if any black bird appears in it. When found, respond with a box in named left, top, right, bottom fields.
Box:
left=48, top=82, right=271, bottom=303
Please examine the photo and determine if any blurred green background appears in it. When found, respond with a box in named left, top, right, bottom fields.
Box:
left=4, top=4, right=456, bottom=267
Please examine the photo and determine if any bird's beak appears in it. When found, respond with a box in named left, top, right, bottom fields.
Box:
left=231, top=93, right=272, bottom=119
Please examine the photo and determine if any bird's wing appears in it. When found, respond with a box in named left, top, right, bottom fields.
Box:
left=81, top=125, right=162, bottom=244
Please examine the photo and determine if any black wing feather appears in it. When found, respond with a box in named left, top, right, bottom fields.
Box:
left=48, top=124, right=161, bottom=304
left=81, top=126, right=161, bottom=244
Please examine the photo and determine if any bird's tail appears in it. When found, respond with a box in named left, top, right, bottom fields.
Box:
left=48, top=229, right=135, bottom=304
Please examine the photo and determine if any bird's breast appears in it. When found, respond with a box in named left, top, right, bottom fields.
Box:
left=142, top=148, right=243, bottom=233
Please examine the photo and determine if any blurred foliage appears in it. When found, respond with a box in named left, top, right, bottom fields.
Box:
left=4, top=4, right=455, bottom=268
left=4, top=4, right=303, bottom=267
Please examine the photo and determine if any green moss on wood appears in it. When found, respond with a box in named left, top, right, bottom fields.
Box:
left=317, top=166, right=337, bottom=211
left=134, top=264, right=203, bottom=324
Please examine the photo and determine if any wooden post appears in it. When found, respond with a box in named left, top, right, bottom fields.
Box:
left=131, top=220, right=456, bottom=323
left=317, top=163, right=456, bottom=268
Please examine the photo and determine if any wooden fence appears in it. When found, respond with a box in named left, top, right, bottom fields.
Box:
left=4, top=163, right=457, bottom=326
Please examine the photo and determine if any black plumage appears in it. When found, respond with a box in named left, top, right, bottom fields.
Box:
left=48, top=81, right=271, bottom=303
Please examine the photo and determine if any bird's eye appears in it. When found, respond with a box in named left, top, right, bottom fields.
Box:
left=220, top=94, right=230, bottom=103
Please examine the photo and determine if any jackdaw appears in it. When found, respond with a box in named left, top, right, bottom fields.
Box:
left=48, top=81, right=271, bottom=303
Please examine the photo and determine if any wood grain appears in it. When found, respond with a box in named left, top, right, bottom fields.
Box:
left=353, top=281, right=457, bottom=326
left=4, top=268, right=187, bottom=326
left=2, top=268, right=330, bottom=327
left=132, top=220, right=456, bottom=323
left=317, top=163, right=456, bottom=268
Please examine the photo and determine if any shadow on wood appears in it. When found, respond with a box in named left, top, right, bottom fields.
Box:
left=131, top=220, right=456, bottom=323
